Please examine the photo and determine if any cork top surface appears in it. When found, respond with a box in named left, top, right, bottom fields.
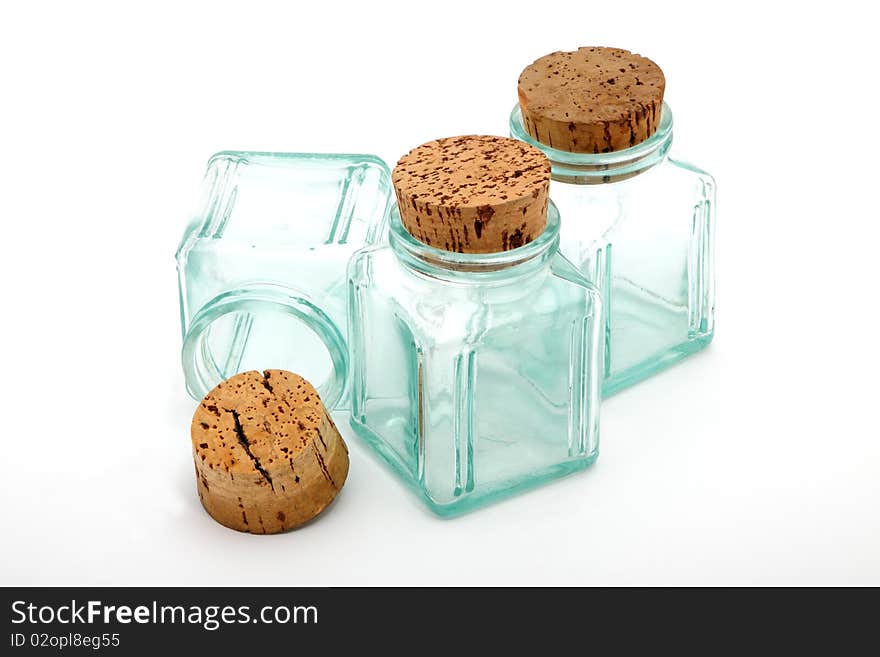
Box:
left=518, top=47, right=664, bottom=124
left=392, top=135, right=549, bottom=208
left=191, top=369, right=324, bottom=479
left=517, top=47, right=665, bottom=153
left=391, top=135, right=550, bottom=254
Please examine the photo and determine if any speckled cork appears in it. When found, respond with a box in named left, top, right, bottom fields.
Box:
left=191, top=369, right=348, bottom=534
left=392, top=135, right=551, bottom=254
left=518, top=47, right=665, bottom=153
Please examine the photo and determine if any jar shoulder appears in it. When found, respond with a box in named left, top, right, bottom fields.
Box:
left=548, top=154, right=716, bottom=249
left=349, top=246, right=598, bottom=300
left=348, top=247, right=600, bottom=344
left=666, top=153, right=716, bottom=188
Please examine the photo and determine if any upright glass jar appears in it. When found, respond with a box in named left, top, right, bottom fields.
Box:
left=175, top=151, right=393, bottom=408
left=348, top=136, right=603, bottom=515
left=511, top=47, right=716, bottom=396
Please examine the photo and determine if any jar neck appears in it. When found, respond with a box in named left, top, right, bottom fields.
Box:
left=510, top=102, right=674, bottom=184
left=388, top=202, right=560, bottom=280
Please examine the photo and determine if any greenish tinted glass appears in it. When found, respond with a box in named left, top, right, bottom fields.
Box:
left=175, top=151, right=393, bottom=407
left=511, top=103, right=716, bottom=396
left=347, top=203, right=602, bottom=516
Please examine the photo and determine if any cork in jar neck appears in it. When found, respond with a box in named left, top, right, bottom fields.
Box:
left=510, top=103, right=674, bottom=184
left=389, top=202, right=560, bottom=276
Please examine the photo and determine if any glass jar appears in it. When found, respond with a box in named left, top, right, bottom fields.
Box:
left=510, top=103, right=715, bottom=396
left=347, top=202, right=603, bottom=516
left=175, top=150, right=393, bottom=408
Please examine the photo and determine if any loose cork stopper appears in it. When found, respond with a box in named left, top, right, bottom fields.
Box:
left=191, top=369, right=349, bottom=534
left=392, top=135, right=550, bottom=254
left=518, top=47, right=665, bottom=153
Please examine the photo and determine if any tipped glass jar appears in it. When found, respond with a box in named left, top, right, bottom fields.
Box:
left=175, top=151, right=393, bottom=408
left=348, top=136, right=602, bottom=515
left=511, top=47, right=716, bottom=396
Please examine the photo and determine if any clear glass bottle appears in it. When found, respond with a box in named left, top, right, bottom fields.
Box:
left=175, top=150, right=393, bottom=408
left=510, top=104, right=715, bottom=395
left=347, top=203, right=602, bottom=515
left=511, top=44, right=716, bottom=397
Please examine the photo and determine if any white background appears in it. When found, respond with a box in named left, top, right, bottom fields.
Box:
left=2, top=1, right=878, bottom=586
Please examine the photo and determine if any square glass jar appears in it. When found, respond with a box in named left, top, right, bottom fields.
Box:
left=511, top=104, right=716, bottom=396
left=175, top=151, right=393, bottom=408
left=347, top=203, right=603, bottom=515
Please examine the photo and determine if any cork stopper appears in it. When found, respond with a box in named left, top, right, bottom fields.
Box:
left=191, top=369, right=349, bottom=534
left=391, top=135, right=550, bottom=254
left=518, top=47, right=665, bottom=154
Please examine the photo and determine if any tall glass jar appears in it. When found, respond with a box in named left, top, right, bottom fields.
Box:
left=511, top=47, right=716, bottom=396
left=348, top=136, right=603, bottom=515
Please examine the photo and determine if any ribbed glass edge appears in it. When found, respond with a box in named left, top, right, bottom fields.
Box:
left=207, top=150, right=390, bottom=171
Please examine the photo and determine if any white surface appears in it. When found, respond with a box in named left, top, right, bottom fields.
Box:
left=2, top=1, right=878, bottom=586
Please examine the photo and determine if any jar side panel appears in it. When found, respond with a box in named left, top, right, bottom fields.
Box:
left=210, top=156, right=391, bottom=248
left=425, top=276, right=599, bottom=508
left=552, top=160, right=715, bottom=394
left=679, top=162, right=716, bottom=338
left=348, top=250, right=422, bottom=479
left=350, top=255, right=601, bottom=513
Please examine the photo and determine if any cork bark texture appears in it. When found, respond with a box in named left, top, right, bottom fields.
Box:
left=191, top=369, right=348, bottom=534
left=518, top=47, right=665, bottom=153
left=392, top=135, right=550, bottom=254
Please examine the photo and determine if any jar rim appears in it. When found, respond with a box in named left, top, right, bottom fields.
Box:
left=180, top=283, right=348, bottom=407
left=388, top=201, right=560, bottom=273
left=509, top=102, right=673, bottom=176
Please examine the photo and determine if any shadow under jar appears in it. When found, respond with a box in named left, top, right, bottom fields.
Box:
left=348, top=136, right=603, bottom=516
left=511, top=47, right=716, bottom=396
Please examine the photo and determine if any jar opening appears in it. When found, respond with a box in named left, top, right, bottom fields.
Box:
left=389, top=202, right=560, bottom=274
left=181, top=284, right=348, bottom=407
left=510, top=103, right=674, bottom=183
